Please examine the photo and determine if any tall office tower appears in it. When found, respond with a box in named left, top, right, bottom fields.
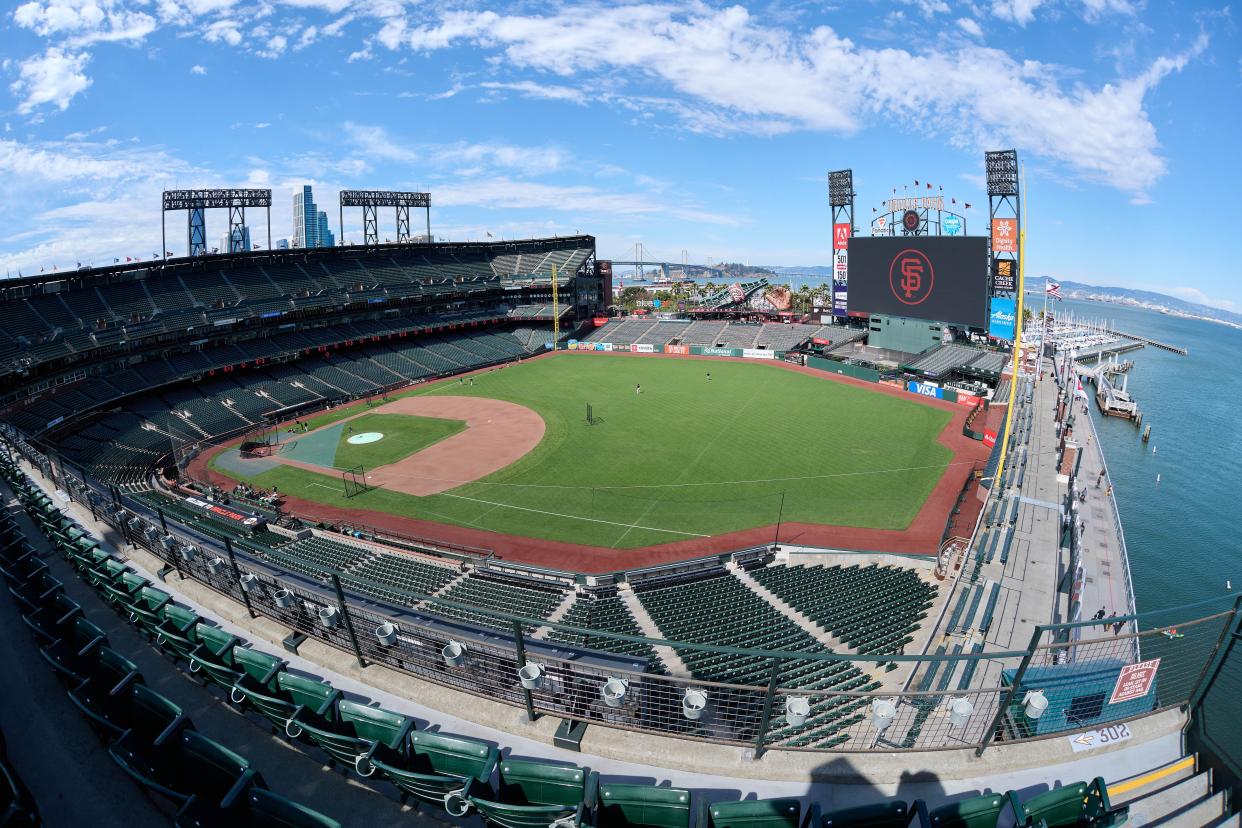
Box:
left=293, top=185, right=320, bottom=248
left=317, top=211, right=335, bottom=247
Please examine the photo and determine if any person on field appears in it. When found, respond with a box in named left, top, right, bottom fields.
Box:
left=706, top=372, right=712, bottom=382
left=636, top=384, right=641, bottom=395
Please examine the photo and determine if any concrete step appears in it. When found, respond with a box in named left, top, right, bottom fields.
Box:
left=1206, top=814, right=1241, bottom=828
left=1109, top=756, right=1198, bottom=807
left=1125, top=773, right=1209, bottom=825
left=1149, top=790, right=1227, bottom=828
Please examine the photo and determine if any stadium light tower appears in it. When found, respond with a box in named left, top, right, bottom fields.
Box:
left=162, top=189, right=273, bottom=259
left=985, top=150, right=1020, bottom=303
left=339, top=190, right=431, bottom=246
left=827, top=169, right=854, bottom=320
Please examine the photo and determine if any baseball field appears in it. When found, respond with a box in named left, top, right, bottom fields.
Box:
left=207, top=354, right=956, bottom=549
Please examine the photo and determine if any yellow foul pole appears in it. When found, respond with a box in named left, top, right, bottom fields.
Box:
left=551, top=263, right=560, bottom=345
left=991, top=163, right=1027, bottom=491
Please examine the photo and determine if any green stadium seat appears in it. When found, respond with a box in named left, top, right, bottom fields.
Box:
left=37, top=618, right=111, bottom=684
left=8, top=570, right=62, bottom=615
left=86, top=557, right=130, bottom=590
left=189, top=641, right=278, bottom=696
left=196, top=787, right=342, bottom=828
left=125, top=585, right=173, bottom=637
left=0, top=547, right=42, bottom=586
left=168, top=623, right=235, bottom=670
left=370, top=729, right=498, bottom=811
left=233, top=671, right=340, bottom=738
left=69, top=679, right=190, bottom=744
left=463, top=758, right=597, bottom=828
left=0, top=738, right=41, bottom=828
left=1010, top=779, right=1125, bottom=827
left=101, top=571, right=149, bottom=609
left=152, top=605, right=201, bottom=658
left=292, top=698, right=413, bottom=776
left=20, top=591, right=82, bottom=644
left=698, top=798, right=803, bottom=828
left=109, top=728, right=262, bottom=819
left=922, top=792, right=1009, bottom=828
left=819, top=799, right=919, bottom=827
left=596, top=783, right=692, bottom=828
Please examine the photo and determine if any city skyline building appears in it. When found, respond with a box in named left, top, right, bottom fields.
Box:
left=293, top=185, right=334, bottom=248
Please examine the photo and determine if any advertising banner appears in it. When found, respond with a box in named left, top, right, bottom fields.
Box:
left=992, top=258, right=1016, bottom=293
left=989, top=297, right=1017, bottom=341
left=742, top=349, right=776, bottom=359
left=847, top=236, right=989, bottom=328
left=983, top=429, right=997, bottom=447
left=956, top=394, right=984, bottom=408
left=567, top=340, right=579, bottom=350
left=833, top=285, right=849, bottom=317
left=907, top=381, right=944, bottom=399
left=874, top=215, right=888, bottom=234
left=697, top=346, right=742, bottom=357
left=602, top=343, right=614, bottom=352
left=833, top=223, right=851, bottom=250
left=664, top=344, right=689, bottom=355
left=593, top=317, right=609, bottom=327
left=991, top=218, right=1017, bottom=253
left=812, top=337, right=831, bottom=345
left=942, top=214, right=963, bottom=236
left=634, top=344, right=655, bottom=353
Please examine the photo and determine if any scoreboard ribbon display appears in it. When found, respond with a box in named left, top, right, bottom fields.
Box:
left=847, top=236, right=989, bottom=328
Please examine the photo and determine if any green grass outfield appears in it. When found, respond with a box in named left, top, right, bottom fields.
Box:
left=333, top=413, right=465, bottom=470
left=210, top=354, right=953, bottom=549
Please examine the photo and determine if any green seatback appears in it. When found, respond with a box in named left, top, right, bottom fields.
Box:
left=371, top=730, right=497, bottom=808
left=128, top=586, right=172, bottom=630
left=240, top=788, right=342, bottom=828
left=69, top=677, right=184, bottom=742
left=176, top=729, right=252, bottom=793
left=127, top=684, right=185, bottom=741
left=277, top=673, right=339, bottom=714
left=1017, top=780, right=1110, bottom=827
left=93, top=646, right=141, bottom=689
left=12, top=571, right=61, bottom=609
left=704, top=798, right=802, bottom=828
left=162, top=604, right=199, bottom=632
left=90, top=558, right=129, bottom=585
left=22, top=592, right=81, bottom=642
left=821, top=800, right=910, bottom=828
left=233, top=647, right=285, bottom=689
left=337, top=699, right=412, bottom=748
left=597, top=783, right=691, bottom=828
left=411, top=730, right=497, bottom=780
left=196, top=624, right=238, bottom=657
left=927, top=793, right=1007, bottom=828
left=497, top=759, right=589, bottom=807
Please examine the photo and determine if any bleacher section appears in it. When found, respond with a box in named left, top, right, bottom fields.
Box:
left=585, top=320, right=826, bottom=351
left=0, top=237, right=593, bottom=386
left=431, top=572, right=567, bottom=633
left=635, top=573, right=878, bottom=747
left=905, top=344, right=1008, bottom=380
left=545, top=593, right=668, bottom=673
left=749, top=564, right=937, bottom=655
left=43, top=326, right=546, bottom=487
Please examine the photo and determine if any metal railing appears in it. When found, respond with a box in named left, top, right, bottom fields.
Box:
left=8, top=434, right=1239, bottom=758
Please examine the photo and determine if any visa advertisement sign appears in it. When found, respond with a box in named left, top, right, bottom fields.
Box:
left=989, top=297, right=1016, bottom=341
left=907, top=381, right=944, bottom=399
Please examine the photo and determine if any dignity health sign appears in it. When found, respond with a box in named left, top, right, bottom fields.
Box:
left=989, top=297, right=1016, bottom=341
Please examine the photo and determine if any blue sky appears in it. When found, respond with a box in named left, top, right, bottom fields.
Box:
left=1, top=0, right=1239, bottom=309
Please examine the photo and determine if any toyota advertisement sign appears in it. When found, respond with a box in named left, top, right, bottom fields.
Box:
left=847, top=236, right=989, bottom=328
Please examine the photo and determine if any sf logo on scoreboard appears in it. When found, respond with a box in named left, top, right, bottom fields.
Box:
left=888, top=249, right=935, bottom=306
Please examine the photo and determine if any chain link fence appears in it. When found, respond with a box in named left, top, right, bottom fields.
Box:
left=8, top=433, right=1240, bottom=757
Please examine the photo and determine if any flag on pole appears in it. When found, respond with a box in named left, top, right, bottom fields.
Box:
left=1047, top=281, right=1063, bottom=300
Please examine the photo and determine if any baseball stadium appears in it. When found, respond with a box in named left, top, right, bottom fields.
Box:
left=1, top=153, right=1238, bottom=826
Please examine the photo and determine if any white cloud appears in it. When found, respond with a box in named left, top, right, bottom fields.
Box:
left=257, top=33, right=288, bottom=57
left=992, top=0, right=1135, bottom=25
left=1168, top=286, right=1236, bottom=312
left=10, top=47, right=92, bottom=114
left=190, top=63, right=206, bottom=74
left=342, top=121, right=418, bottom=163
left=202, top=18, right=242, bottom=46
left=395, top=4, right=1204, bottom=196
left=957, top=17, right=984, bottom=37
left=479, top=80, right=588, bottom=105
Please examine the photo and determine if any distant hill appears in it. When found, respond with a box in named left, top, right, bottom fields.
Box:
left=1024, top=276, right=1242, bottom=327
left=765, top=265, right=1241, bottom=327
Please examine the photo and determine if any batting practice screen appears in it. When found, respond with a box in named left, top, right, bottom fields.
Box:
left=847, top=236, right=989, bottom=328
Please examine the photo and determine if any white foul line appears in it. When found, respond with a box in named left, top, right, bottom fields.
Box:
left=437, top=493, right=710, bottom=538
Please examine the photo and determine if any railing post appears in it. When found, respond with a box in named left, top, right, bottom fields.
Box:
left=1187, top=595, right=1242, bottom=715
left=224, top=537, right=256, bottom=619
left=513, top=619, right=537, bottom=723
left=752, top=657, right=783, bottom=760
left=155, top=507, right=185, bottom=580
left=332, top=573, right=367, bottom=669
left=976, top=625, right=1044, bottom=757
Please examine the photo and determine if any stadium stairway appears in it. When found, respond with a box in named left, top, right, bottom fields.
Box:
left=615, top=583, right=693, bottom=677
left=1101, top=755, right=1237, bottom=827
